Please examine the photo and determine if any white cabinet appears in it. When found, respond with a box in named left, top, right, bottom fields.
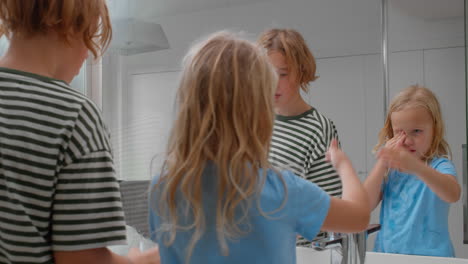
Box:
left=308, top=54, right=383, bottom=181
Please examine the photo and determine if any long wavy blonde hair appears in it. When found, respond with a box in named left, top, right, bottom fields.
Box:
left=153, top=31, right=278, bottom=261
left=375, top=85, right=451, bottom=161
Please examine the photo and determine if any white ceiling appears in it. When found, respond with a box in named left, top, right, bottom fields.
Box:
left=108, top=0, right=273, bottom=20
left=109, top=0, right=464, bottom=21
left=391, top=0, right=464, bottom=19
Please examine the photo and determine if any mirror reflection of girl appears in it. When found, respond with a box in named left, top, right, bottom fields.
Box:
left=148, top=31, right=370, bottom=264
left=364, top=85, right=461, bottom=257
left=257, top=28, right=343, bottom=245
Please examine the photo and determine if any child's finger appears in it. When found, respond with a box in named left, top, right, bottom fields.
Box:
left=396, top=133, right=405, bottom=147
left=386, top=140, right=396, bottom=149
left=377, top=148, right=395, bottom=161
left=325, top=151, right=331, bottom=162
left=385, top=134, right=400, bottom=148
left=391, top=133, right=402, bottom=144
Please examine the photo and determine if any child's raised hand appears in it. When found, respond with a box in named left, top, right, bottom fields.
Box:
left=377, top=144, right=421, bottom=175
left=384, top=131, right=405, bottom=150
left=325, top=138, right=350, bottom=170
left=377, top=132, right=407, bottom=170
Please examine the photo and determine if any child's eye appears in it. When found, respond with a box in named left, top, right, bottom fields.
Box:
left=279, top=73, right=288, bottom=77
left=413, top=129, right=422, bottom=134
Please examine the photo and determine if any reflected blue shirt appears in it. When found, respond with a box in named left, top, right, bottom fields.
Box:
left=149, top=166, right=330, bottom=264
left=374, top=157, right=457, bottom=257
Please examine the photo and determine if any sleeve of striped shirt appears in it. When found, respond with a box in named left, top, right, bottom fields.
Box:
left=51, top=99, right=126, bottom=251
left=306, top=119, right=342, bottom=197
left=307, top=118, right=339, bottom=164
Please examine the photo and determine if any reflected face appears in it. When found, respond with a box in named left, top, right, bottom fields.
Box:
left=391, top=107, right=434, bottom=159
left=267, top=51, right=299, bottom=109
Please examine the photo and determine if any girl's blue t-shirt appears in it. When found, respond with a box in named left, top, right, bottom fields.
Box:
left=148, top=166, right=331, bottom=264
left=374, top=157, right=457, bottom=257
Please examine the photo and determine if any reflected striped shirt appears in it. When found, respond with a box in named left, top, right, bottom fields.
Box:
left=269, top=108, right=342, bottom=197
left=0, top=68, right=126, bottom=264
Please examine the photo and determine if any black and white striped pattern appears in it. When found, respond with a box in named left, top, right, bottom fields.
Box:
left=0, top=68, right=126, bottom=264
left=269, top=108, right=342, bottom=197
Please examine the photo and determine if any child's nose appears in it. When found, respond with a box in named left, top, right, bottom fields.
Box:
left=403, top=135, right=413, bottom=146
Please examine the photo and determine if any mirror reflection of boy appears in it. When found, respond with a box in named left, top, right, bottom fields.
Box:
left=258, top=28, right=342, bottom=246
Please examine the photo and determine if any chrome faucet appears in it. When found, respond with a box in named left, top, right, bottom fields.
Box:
left=309, top=224, right=381, bottom=264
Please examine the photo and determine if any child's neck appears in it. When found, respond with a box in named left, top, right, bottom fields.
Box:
left=276, top=97, right=312, bottom=116
left=0, top=33, right=76, bottom=83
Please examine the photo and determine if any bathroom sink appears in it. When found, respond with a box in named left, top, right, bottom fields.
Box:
left=108, top=225, right=157, bottom=255
left=296, top=247, right=331, bottom=263
left=366, top=252, right=468, bottom=264
left=110, top=232, right=468, bottom=264
left=296, top=247, right=468, bottom=264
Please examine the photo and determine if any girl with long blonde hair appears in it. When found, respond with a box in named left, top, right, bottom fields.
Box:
left=364, top=85, right=461, bottom=257
left=149, top=31, right=370, bottom=264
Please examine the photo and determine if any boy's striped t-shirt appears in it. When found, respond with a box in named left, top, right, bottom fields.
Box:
left=269, top=108, right=342, bottom=197
left=0, top=68, right=126, bottom=264
left=268, top=108, right=342, bottom=244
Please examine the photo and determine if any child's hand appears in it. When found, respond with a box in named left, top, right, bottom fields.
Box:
left=128, top=247, right=161, bottom=264
left=325, top=139, right=350, bottom=171
left=377, top=145, right=422, bottom=174
left=376, top=132, right=406, bottom=170
left=384, top=131, right=405, bottom=150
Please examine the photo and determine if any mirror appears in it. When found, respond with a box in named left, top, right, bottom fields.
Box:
left=386, top=0, right=466, bottom=258
left=99, top=0, right=466, bottom=259
left=465, top=0, right=468, bottom=249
